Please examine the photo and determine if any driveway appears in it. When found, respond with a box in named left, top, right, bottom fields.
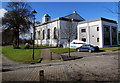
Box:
left=1, top=50, right=119, bottom=82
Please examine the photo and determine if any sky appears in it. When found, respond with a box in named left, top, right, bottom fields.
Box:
left=1, top=2, right=119, bottom=30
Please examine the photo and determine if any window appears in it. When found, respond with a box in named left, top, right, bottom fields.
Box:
left=97, top=38, right=99, bottom=42
left=113, top=38, right=116, bottom=42
left=35, top=32, right=36, bottom=39
left=42, top=30, right=45, bottom=39
left=104, top=38, right=110, bottom=45
left=112, top=28, right=116, bottom=32
left=38, top=31, right=40, bottom=39
left=46, top=18, right=49, bottom=21
left=47, top=29, right=50, bottom=39
left=82, top=38, right=86, bottom=42
left=54, top=27, right=57, bottom=39
left=97, top=27, right=99, bottom=31
left=81, top=29, right=86, bottom=33
left=75, top=30, right=77, bottom=39
left=104, top=26, right=109, bottom=32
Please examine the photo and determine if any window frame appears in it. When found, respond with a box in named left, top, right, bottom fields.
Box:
left=42, top=30, right=45, bottom=39
left=47, top=29, right=50, bottom=39
left=82, top=38, right=86, bottom=42
left=97, top=38, right=99, bottom=42
left=81, top=29, right=86, bottom=33
left=97, top=27, right=99, bottom=31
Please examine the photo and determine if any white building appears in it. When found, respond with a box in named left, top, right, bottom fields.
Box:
left=35, top=11, right=85, bottom=47
left=77, top=17, right=118, bottom=48
left=35, top=11, right=118, bottom=48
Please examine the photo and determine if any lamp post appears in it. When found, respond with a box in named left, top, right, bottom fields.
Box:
left=32, top=10, right=37, bottom=60
left=68, top=19, right=74, bottom=57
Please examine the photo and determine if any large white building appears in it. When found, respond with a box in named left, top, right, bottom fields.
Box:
left=35, top=11, right=85, bottom=47
left=77, top=18, right=118, bottom=48
left=35, top=11, right=118, bottom=48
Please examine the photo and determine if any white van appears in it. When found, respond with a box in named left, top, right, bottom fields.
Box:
left=70, top=40, right=86, bottom=48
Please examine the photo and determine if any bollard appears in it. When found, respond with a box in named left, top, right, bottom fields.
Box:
left=50, top=52, right=52, bottom=60
left=39, top=70, right=44, bottom=82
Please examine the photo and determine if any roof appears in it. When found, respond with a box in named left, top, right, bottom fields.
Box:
left=36, top=11, right=85, bottom=27
left=36, top=17, right=83, bottom=26
left=43, top=14, right=50, bottom=17
left=64, top=12, right=85, bottom=21
left=78, top=17, right=117, bottom=24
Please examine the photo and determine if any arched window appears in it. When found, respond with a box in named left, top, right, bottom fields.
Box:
left=47, top=29, right=50, bottom=39
left=54, top=27, right=57, bottom=39
left=42, top=30, right=45, bottom=39
left=38, top=31, right=40, bottom=39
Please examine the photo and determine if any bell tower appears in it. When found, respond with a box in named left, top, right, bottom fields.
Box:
left=42, top=14, right=51, bottom=23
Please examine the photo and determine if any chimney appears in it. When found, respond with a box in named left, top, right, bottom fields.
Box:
left=73, top=11, right=77, bottom=14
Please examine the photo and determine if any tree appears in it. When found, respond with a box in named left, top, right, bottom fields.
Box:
left=61, top=19, right=77, bottom=57
left=2, top=1, right=33, bottom=48
left=2, top=28, right=14, bottom=44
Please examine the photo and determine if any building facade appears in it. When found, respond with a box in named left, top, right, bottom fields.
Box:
left=35, top=11, right=118, bottom=48
left=77, top=18, right=118, bottom=48
left=35, top=11, right=85, bottom=47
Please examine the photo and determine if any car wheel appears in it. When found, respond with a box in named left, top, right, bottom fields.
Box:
left=77, top=49, right=80, bottom=52
left=89, top=49, right=92, bottom=53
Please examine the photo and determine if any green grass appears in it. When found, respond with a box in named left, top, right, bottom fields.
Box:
left=2, top=45, right=120, bottom=63
left=100, top=46, right=120, bottom=51
left=50, top=48, right=76, bottom=54
left=50, top=46, right=120, bottom=54
left=2, top=45, right=41, bottom=63
left=0, top=46, right=2, bottom=54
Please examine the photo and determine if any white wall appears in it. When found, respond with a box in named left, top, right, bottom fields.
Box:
left=35, top=20, right=79, bottom=47
left=35, top=20, right=60, bottom=46
left=77, top=20, right=118, bottom=48
left=77, top=20, right=102, bottom=47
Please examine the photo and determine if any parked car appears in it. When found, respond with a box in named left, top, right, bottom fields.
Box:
left=70, top=40, right=86, bottom=48
left=76, top=44, right=99, bottom=52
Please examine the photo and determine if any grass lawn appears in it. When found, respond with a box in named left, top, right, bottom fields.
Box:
left=50, top=48, right=76, bottom=54
left=2, top=45, right=120, bottom=63
left=2, top=45, right=41, bottom=63
left=0, top=46, right=2, bottom=54
left=51, top=46, right=120, bottom=54
left=100, top=46, right=120, bottom=51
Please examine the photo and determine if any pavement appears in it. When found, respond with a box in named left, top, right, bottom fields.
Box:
left=1, top=50, right=120, bottom=82
left=41, top=49, right=62, bottom=63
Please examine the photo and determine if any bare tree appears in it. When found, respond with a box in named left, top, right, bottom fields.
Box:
left=106, top=3, right=119, bottom=14
left=61, top=19, right=77, bottom=57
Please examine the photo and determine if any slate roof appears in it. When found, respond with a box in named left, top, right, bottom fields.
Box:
left=78, top=17, right=117, bottom=24
left=36, top=12, right=85, bottom=27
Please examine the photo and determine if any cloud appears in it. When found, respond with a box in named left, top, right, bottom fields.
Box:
left=0, top=8, right=7, bottom=18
